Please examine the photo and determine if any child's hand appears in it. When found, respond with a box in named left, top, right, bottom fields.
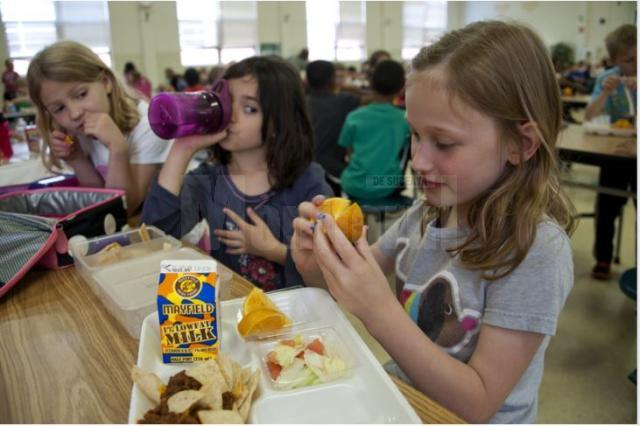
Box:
left=172, top=131, right=229, bottom=155
left=291, top=195, right=326, bottom=274
left=623, top=76, right=637, bottom=91
left=82, top=112, right=127, bottom=153
left=313, top=214, right=396, bottom=324
left=214, top=207, right=283, bottom=261
left=50, top=130, right=82, bottom=162
left=602, top=75, right=622, bottom=94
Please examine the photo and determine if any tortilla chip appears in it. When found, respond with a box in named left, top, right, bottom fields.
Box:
left=167, top=390, right=204, bottom=414
left=237, top=370, right=259, bottom=422
left=96, top=242, right=121, bottom=265
left=139, top=223, right=150, bottom=242
left=199, top=382, right=223, bottom=411
left=186, top=360, right=228, bottom=391
left=131, top=366, right=164, bottom=405
left=198, top=409, right=243, bottom=424
left=216, top=353, right=234, bottom=390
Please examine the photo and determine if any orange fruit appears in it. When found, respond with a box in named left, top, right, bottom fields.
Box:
left=237, top=308, right=291, bottom=337
left=562, top=87, right=573, bottom=96
left=242, top=288, right=278, bottom=316
left=319, top=197, right=364, bottom=242
left=613, top=118, right=633, bottom=129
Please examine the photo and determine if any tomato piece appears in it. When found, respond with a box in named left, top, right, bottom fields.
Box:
left=306, top=338, right=324, bottom=355
left=266, top=361, right=282, bottom=380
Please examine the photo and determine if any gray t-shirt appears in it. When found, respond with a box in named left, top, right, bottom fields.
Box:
left=378, top=202, right=573, bottom=423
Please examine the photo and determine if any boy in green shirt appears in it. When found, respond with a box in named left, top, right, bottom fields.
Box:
left=339, top=60, right=409, bottom=200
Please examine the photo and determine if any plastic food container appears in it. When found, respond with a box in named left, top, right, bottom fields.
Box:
left=68, top=226, right=181, bottom=271
left=253, top=327, right=355, bottom=391
left=69, top=227, right=228, bottom=338
left=235, top=286, right=324, bottom=340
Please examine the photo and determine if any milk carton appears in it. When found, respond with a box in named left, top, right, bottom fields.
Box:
left=157, top=259, right=220, bottom=363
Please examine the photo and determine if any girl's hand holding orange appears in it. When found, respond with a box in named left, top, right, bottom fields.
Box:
left=313, top=214, right=395, bottom=325
left=50, top=130, right=82, bottom=162
left=291, top=195, right=326, bottom=274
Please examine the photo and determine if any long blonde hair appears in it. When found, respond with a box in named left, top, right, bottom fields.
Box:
left=26, top=40, right=140, bottom=171
left=411, top=20, right=576, bottom=280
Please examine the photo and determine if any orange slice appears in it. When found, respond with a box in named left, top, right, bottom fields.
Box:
left=613, top=118, right=633, bottom=129
left=319, top=197, right=364, bottom=242
left=242, top=288, right=278, bottom=316
left=237, top=308, right=291, bottom=337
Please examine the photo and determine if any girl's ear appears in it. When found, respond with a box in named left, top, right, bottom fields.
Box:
left=508, top=121, right=541, bottom=165
left=103, top=73, right=113, bottom=95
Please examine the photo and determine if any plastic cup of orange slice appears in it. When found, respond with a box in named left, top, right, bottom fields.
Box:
left=237, top=288, right=291, bottom=338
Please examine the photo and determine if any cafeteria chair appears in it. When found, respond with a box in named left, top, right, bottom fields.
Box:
left=351, top=194, right=415, bottom=235
left=346, top=143, right=415, bottom=235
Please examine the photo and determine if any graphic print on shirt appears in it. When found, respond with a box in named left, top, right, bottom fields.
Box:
left=223, top=217, right=278, bottom=291
left=395, top=237, right=481, bottom=354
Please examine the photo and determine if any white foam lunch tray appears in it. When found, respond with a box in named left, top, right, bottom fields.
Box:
left=128, top=287, right=421, bottom=423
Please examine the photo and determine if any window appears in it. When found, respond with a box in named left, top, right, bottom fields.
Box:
left=0, top=0, right=112, bottom=75
left=306, top=0, right=366, bottom=62
left=176, top=0, right=257, bottom=66
left=402, top=1, right=447, bottom=60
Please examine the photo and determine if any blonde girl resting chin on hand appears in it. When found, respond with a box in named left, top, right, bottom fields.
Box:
left=291, top=21, right=576, bottom=423
left=27, top=41, right=172, bottom=215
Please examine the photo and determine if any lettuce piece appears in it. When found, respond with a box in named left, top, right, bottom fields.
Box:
left=270, top=344, right=298, bottom=368
left=303, top=350, right=348, bottom=383
left=275, top=358, right=318, bottom=389
left=323, top=356, right=348, bottom=379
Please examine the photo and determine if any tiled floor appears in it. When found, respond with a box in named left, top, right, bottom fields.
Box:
left=348, top=162, right=637, bottom=423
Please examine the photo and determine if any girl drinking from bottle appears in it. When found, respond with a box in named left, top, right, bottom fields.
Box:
left=142, top=56, right=332, bottom=290
left=27, top=41, right=172, bottom=215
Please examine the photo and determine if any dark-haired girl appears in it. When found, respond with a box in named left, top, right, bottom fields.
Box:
left=143, top=56, right=332, bottom=290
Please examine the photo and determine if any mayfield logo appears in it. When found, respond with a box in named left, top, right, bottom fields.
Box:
left=174, top=275, right=202, bottom=298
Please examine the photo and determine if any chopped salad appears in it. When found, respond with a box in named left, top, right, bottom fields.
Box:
left=264, top=335, right=348, bottom=390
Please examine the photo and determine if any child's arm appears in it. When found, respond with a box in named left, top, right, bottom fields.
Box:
left=585, top=74, right=621, bottom=121
left=81, top=112, right=144, bottom=214
left=156, top=132, right=228, bottom=195
left=49, top=130, right=104, bottom=187
left=313, top=214, right=544, bottom=423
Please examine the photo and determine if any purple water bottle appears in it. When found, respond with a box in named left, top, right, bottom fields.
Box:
left=148, top=79, right=232, bottom=139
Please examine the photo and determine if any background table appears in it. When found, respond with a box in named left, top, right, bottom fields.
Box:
left=0, top=263, right=464, bottom=423
left=557, top=124, right=636, bottom=198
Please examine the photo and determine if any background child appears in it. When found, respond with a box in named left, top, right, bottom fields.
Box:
left=142, top=56, right=332, bottom=291
left=123, top=61, right=152, bottom=101
left=584, top=24, right=637, bottom=280
left=306, top=60, right=360, bottom=195
left=339, top=59, right=409, bottom=200
left=27, top=40, right=172, bottom=215
left=2, top=58, right=19, bottom=102
left=292, top=21, right=576, bottom=423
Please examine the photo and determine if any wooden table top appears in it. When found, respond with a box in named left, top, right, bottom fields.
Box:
left=0, top=260, right=464, bottom=424
left=557, top=124, right=636, bottom=162
left=560, top=94, right=591, bottom=105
